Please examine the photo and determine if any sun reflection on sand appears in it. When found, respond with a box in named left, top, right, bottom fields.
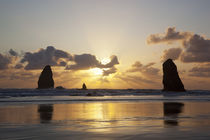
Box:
left=1, top=102, right=210, bottom=135
left=51, top=102, right=163, bottom=133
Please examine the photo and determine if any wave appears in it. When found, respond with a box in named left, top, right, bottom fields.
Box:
left=0, top=88, right=210, bottom=97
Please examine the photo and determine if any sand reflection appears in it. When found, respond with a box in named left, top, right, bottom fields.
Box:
left=0, top=105, right=38, bottom=124
left=52, top=102, right=163, bottom=132
left=38, top=104, right=54, bottom=123
left=1, top=101, right=210, bottom=134
left=52, top=102, right=163, bottom=121
left=163, top=102, right=184, bottom=126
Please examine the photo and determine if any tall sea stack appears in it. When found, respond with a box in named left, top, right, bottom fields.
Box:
left=38, top=65, right=54, bottom=89
left=162, top=59, right=185, bottom=92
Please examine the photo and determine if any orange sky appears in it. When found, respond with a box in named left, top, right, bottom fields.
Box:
left=1, top=1, right=210, bottom=89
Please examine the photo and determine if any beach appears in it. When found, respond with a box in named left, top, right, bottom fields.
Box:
left=1, top=91, right=210, bottom=140
left=1, top=1, right=210, bottom=139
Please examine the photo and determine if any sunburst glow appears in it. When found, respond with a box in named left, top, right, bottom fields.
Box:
left=101, top=58, right=111, bottom=65
left=88, top=58, right=111, bottom=76
left=89, top=68, right=103, bottom=75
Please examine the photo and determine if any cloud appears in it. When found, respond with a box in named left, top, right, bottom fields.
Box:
left=161, top=47, right=182, bottom=61
left=1, top=46, right=119, bottom=77
left=20, top=46, right=72, bottom=70
left=65, top=54, right=119, bottom=76
left=103, top=67, right=117, bottom=76
left=180, top=34, right=210, bottom=63
left=65, top=54, right=101, bottom=70
left=189, top=63, right=210, bottom=77
left=115, top=61, right=161, bottom=88
left=147, top=27, right=190, bottom=44
left=148, top=27, right=210, bottom=63
left=0, top=46, right=120, bottom=78
left=127, top=61, right=160, bottom=77
left=66, top=54, right=119, bottom=70
left=9, top=49, right=18, bottom=56
left=101, top=55, right=119, bottom=68
left=0, top=53, right=12, bottom=70
left=14, top=63, right=24, bottom=69
left=0, top=49, right=21, bottom=70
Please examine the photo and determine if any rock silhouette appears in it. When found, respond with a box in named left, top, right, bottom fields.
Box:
left=162, top=59, right=185, bottom=92
left=56, top=86, right=65, bottom=90
left=82, top=83, right=87, bottom=90
left=38, top=65, right=54, bottom=89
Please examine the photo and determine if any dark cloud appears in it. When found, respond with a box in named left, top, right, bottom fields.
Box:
left=1, top=46, right=119, bottom=76
left=0, top=53, right=12, bottom=70
left=65, top=54, right=119, bottom=75
left=15, top=63, right=24, bottom=69
left=180, top=34, right=210, bottom=63
left=103, top=67, right=117, bottom=76
left=148, top=27, right=210, bottom=63
left=0, top=49, right=21, bottom=70
left=20, top=46, right=72, bottom=70
left=9, top=49, right=18, bottom=56
left=65, top=54, right=101, bottom=70
left=58, top=61, right=67, bottom=66
left=161, top=47, right=182, bottom=61
left=189, top=63, right=210, bottom=77
left=101, top=55, right=119, bottom=68
left=66, top=54, right=119, bottom=70
left=147, top=27, right=190, bottom=44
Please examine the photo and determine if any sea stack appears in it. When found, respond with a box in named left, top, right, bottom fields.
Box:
left=38, top=65, right=54, bottom=89
left=162, top=59, right=185, bottom=92
left=82, top=83, right=87, bottom=90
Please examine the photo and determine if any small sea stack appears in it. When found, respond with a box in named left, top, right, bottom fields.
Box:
left=38, top=65, right=54, bottom=89
left=56, top=86, right=65, bottom=90
left=82, top=83, right=87, bottom=90
left=162, top=59, right=185, bottom=92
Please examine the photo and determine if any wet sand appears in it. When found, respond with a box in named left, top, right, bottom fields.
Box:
left=1, top=101, right=210, bottom=139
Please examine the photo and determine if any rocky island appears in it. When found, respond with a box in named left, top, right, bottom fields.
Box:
left=162, top=59, right=185, bottom=92
left=38, top=65, right=54, bottom=89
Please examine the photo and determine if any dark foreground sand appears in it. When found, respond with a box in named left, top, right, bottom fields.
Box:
left=1, top=97, right=210, bottom=139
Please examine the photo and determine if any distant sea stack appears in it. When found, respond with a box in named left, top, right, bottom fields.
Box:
left=82, top=83, right=87, bottom=90
left=56, top=86, right=65, bottom=90
left=38, top=65, right=54, bottom=89
left=162, top=59, right=185, bottom=92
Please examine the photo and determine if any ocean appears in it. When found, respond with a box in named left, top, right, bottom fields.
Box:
left=1, top=89, right=210, bottom=139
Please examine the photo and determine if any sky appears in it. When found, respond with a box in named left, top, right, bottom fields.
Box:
left=1, top=0, right=210, bottom=89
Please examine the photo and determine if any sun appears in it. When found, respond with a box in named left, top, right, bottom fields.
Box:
left=89, top=68, right=103, bottom=75
left=89, top=58, right=111, bottom=76
left=101, top=58, right=111, bottom=65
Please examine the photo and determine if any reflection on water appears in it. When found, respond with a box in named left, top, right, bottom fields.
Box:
left=38, top=104, right=54, bottom=123
left=163, top=102, right=184, bottom=126
left=52, top=102, right=163, bottom=133
left=0, top=105, right=38, bottom=124
left=1, top=101, right=210, bottom=136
